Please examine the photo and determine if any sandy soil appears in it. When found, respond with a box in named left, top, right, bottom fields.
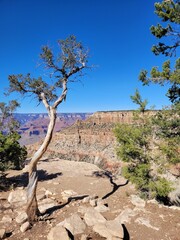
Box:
left=0, top=158, right=179, bottom=240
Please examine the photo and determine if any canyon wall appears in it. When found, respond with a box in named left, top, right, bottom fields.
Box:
left=28, top=111, right=139, bottom=173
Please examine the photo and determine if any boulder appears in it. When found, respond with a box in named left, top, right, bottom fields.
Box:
left=47, top=225, right=70, bottom=240
left=38, top=198, right=58, bottom=214
left=84, top=208, right=106, bottom=226
left=58, top=213, right=86, bottom=235
left=20, top=221, right=30, bottom=233
left=93, top=220, right=124, bottom=239
left=115, top=208, right=136, bottom=224
left=15, top=212, right=28, bottom=224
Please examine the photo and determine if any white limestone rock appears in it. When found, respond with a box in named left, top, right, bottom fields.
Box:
left=58, top=213, right=86, bottom=235
left=8, top=189, right=27, bottom=207
left=47, top=225, right=70, bottom=240
left=84, top=208, right=106, bottom=226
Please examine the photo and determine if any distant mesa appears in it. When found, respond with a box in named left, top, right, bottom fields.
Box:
left=15, top=113, right=92, bottom=145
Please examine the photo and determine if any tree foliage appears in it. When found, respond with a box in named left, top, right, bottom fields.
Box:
left=0, top=100, right=20, bottom=133
left=114, top=109, right=174, bottom=201
left=8, top=35, right=88, bottom=106
left=139, top=0, right=180, bottom=104
left=0, top=132, right=27, bottom=171
left=114, top=90, right=177, bottom=202
left=130, top=89, right=148, bottom=113
left=152, top=105, right=180, bottom=164
left=0, top=101, right=27, bottom=171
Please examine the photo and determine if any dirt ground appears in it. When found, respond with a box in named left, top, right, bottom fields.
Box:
left=0, top=158, right=179, bottom=240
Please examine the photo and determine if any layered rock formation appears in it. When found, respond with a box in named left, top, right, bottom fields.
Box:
left=27, top=111, right=136, bottom=173
left=17, top=113, right=91, bottom=145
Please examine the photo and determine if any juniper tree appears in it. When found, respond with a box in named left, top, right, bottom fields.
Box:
left=8, top=35, right=90, bottom=222
left=139, top=0, right=180, bottom=104
left=0, top=101, right=27, bottom=171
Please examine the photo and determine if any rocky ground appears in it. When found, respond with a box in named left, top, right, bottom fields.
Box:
left=0, top=158, right=179, bottom=240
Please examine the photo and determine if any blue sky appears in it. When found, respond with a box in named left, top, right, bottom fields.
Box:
left=0, top=0, right=176, bottom=113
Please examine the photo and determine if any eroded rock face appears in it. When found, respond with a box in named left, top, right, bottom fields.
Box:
left=27, top=111, right=135, bottom=173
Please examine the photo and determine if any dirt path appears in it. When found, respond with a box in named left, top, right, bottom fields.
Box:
left=0, top=158, right=179, bottom=240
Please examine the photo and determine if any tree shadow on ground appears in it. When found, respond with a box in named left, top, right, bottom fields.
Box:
left=43, top=194, right=89, bottom=216
left=122, top=224, right=130, bottom=240
left=1, top=170, right=62, bottom=191
left=92, top=170, right=128, bottom=199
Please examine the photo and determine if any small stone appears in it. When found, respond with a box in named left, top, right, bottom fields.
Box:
left=47, top=225, right=70, bottom=240
left=8, top=189, right=27, bottom=207
left=3, top=203, right=11, bottom=209
left=89, top=199, right=97, bottom=207
left=1, top=215, right=12, bottom=223
left=15, top=212, right=28, bottom=224
left=20, top=221, right=30, bottom=233
left=38, top=198, right=58, bottom=214
left=82, top=195, right=98, bottom=204
left=45, top=190, right=54, bottom=197
left=94, top=204, right=109, bottom=213
left=4, top=209, right=13, bottom=214
left=0, top=229, right=6, bottom=239
left=130, top=195, right=145, bottom=208
left=61, top=190, right=78, bottom=201
left=37, top=193, right=46, bottom=201
left=82, top=196, right=90, bottom=203
left=81, top=234, right=88, bottom=240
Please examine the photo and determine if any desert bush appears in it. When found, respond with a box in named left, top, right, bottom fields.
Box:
left=0, top=132, right=27, bottom=171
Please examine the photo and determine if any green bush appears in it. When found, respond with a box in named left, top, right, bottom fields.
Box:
left=114, top=108, right=175, bottom=202
left=149, top=177, right=173, bottom=199
left=0, top=132, right=27, bottom=171
left=114, top=123, right=151, bottom=163
left=122, top=165, right=173, bottom=200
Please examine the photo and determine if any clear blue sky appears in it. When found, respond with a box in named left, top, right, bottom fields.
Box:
left=0, top=0, right=175, bottom=113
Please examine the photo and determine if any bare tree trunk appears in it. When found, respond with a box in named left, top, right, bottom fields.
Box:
left=26, top=165, right=39, bottom=222
left=26, top=107, right=56, bottom=222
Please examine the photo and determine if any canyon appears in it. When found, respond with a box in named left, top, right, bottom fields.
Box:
left=1, top=110, right=179, bottom=240
left=15, top=113, right=92, bottom=145
left=27, top=111, right=138, bottom=173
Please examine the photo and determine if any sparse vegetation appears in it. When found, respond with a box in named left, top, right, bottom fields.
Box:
left=114, top=0, right=180, bottom=204
left=0, top=101, right=27, bottom=172
left=114, top=107, right=175, bottom=202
